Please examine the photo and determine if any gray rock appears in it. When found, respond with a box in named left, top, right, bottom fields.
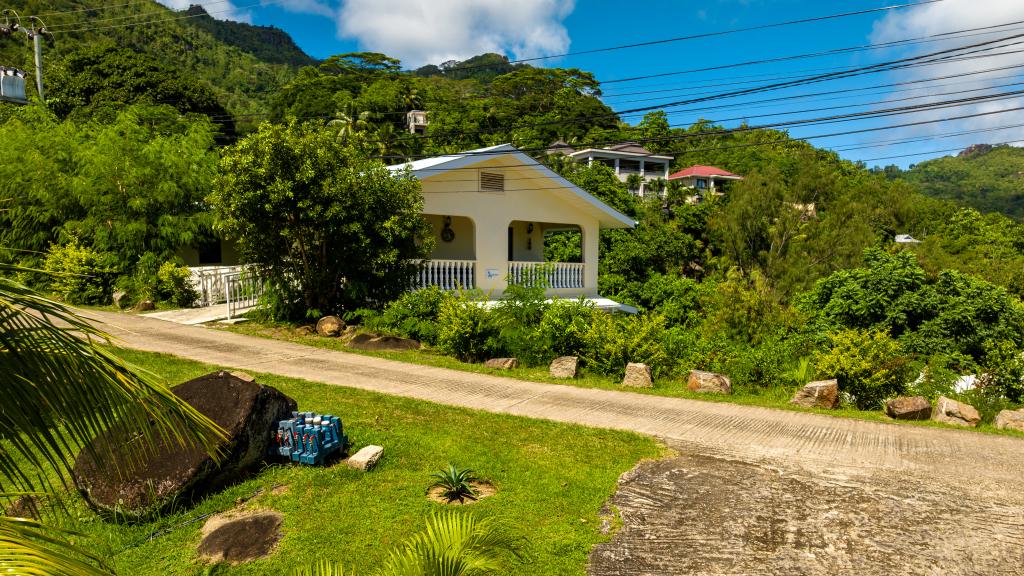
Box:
left=622, top=363, right=653, bottom=388
left=198, top=511, right=283, bottom=563
left=348, top=333, right=421, bottom=352
left=994, top=408, right=1024, bottom=432
left=134, top=300, right=155, bottom=312
left=316, top=315, right=345, bottom=337
left=484, top=357, right=519, bottom=370
left=885, top=396, right=932, bottom=420
left=340, top=325, right=359, bottom=343
left=294, top=325, right=315, bottom=336
left=72, top=371, right=297, bottom=521
left=932, top=396, right=981, bottom=428
left=687, top=370, right=732, bottom=394
left=549, top=356, right=579, bottom=379
left=347, top=445, right=384, bottom=471
left=112, top=290, right=130, bottom=310
left=790, top=379, right=839, bottom=409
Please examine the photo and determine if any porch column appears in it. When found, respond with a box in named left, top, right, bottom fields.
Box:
left=582, top=221, right=600, bottom=295
left=614, top=158, right=620, bottom=175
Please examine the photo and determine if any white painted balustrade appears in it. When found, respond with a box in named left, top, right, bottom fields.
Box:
left=508, top=261, right=584, bottom=289
left=416, top=259, right=475, bottom=290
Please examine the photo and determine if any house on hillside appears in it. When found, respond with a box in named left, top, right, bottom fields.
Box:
left=668, top=165, right=743, bottom=203
left=548, top=141, right=672, bottom=197
left=406, top=110, right=429, bottom=135
left=181, top=144, right=637, bottom=312
left=388, top=143, right=636, bottom=310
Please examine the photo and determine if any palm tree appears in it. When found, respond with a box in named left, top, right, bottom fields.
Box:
left=0, top=265, right=224, bottom=575
left=329, top=103, right=371, bottom=142
left=380, top=511, right=529, bottom=576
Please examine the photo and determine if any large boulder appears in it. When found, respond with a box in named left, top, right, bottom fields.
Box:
left=789, top=379, right=839, bottom=409
left=483, top=357, right=519, bottom=370
left=348, top=333, right=421, bottom=352
left=687, top=370, right=732, bottom=394
left=885, top=396, right=932, bottom=421
left=112, top=290, right=131, bottom=310
left=994, top=408, right=1024, bottom=432
left=134, top=300, right=155, bottom=312
left=316, top=315, right=345, bottom=337
left=72, top=371, right=297, bottom=521
left=549, top=356, right=579, bottom=379
left=622, top=363, right=652, bottom=388
left=931, top=396, right=981, bottom=428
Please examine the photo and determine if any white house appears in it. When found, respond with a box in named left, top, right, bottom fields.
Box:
left=388, top=144, right=635, bottom=309
left=549, top=142, right=672, bottom=197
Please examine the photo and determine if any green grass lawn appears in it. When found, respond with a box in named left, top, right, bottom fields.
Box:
left=50, top=348, right=662, bottom=576
left=220, top=322, right=1024, bottom=438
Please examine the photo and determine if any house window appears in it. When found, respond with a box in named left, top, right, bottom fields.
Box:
left=695, top=178, right=708, bottom=189
left=480, top=172, right=505, bottom=192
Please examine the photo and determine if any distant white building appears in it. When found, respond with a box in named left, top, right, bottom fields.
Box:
left=549, top=141, right=673, bottom=197
left=406, top=110, right=428, bottom=135
left=894, top=234, right=922, bottom=244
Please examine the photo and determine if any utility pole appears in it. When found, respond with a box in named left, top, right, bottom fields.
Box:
left=0, top=9, right=49, bottom=105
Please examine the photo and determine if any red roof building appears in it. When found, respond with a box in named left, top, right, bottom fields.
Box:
left=667, top=165, right=743, bottom=201
left=668, top=165, right=743, bottom=180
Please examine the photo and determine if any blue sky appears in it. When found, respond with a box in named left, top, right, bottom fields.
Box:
left=165, top=0, right=1024, bottom=167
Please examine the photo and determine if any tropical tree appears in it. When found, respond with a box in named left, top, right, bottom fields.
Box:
left=0, top=265, right=224, bottom=574
left=211, top=122, right=432, bottom=317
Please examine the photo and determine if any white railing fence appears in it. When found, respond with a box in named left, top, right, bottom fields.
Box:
left=189, top=265, right=246, bottom=306
left=508, top=261, right=584, bottom=289
left=415, top=259, right=475, bottom=290
left=225, top=270, right=264, bottom=319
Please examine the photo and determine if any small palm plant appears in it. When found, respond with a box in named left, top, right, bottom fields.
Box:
left=290, top=560, right=352, bottom=575
left=381, top=511, right=528, bottom=576
left=429, top=464, right=479, bottom=503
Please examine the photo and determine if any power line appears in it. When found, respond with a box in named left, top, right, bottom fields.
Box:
left=45, top=0, right=237, bottom=29
left=859, top=139, right=1024, bottom=163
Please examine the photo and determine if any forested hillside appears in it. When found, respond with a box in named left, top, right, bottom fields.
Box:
left=182, top=5, right=316, bottom=68
left=0, top=0, right=308, bottom=130
left=886, top=144, right=1024, bottom=220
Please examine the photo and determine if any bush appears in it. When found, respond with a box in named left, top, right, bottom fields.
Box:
left=436, top=293, right=504, bottom=362
left=156, top=262, right=199, bottom=307
left=493, top=272, right=550, bottom=364
left=367, top=287, right=454, bottom=345
left=979, top=340, right=1024, bottom=402
left=584, top=313, right=670, bottom=378
left=814, top=328, right=913, bottom=409
left=42, top=241, right=114, bottom=305
left=539, top=299, right=598, bottom=358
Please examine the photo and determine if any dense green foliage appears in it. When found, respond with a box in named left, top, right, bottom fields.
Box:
left=888, top=144, right=1024, bottom=219
left=183, top=5, right=316, bottom=68
left=211, top=123, right=432, bottom=316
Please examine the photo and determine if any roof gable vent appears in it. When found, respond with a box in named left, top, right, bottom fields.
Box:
left=480, top=171, right=505, bottom=192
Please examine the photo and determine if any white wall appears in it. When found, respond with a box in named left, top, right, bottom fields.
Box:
left=424, top=214, right=476, bottom=260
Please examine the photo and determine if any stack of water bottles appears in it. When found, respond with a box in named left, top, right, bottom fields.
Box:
left=272, top=411, right=347, bottom=465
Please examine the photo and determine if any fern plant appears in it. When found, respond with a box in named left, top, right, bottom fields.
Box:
left=290, top=560, right=352, bottom=575
left=429, top=465, right=480, bottom=503
left=380, top=511, right=528, bottom=576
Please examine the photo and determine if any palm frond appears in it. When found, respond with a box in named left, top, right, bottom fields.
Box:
left=0, top=265, right=226, bottom=496
left=0, top=516, right=111, bottom=575
left=290, top=560, right=353, bottom=576
left=380, top=511, right=529, bottom=576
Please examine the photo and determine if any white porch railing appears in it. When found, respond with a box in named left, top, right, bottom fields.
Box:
left=415, top=259, right=475, bottom=290
left=508, top=261, right=585, bottom=289
left=189, top=265, right=247, bottom=306
left=225, top=271, right=263, bottom=319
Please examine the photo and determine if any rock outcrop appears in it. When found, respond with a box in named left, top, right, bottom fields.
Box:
left=348, top=333, right=421, bottom=352
left=622, top=363, right=653, bottom=388
left=885, top=396, right=932, bottom=420
left=73, top=371, right=297, bottom=520
left=316, top=315, right=345, bottom=337
left=994, top=408, right=1024, bottom=432
left=687, top=370, right=732, bottom=394
left=931, top=396, right=981, bottom=427
left=549, top=356, right=579, bottom=379
left=789, top=379, right=839, bottom=409
left=483, top=357, right=519, bottom=370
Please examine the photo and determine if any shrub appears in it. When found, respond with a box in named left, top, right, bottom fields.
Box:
left=436, top=293, right=504, bottom=362
left=979, top=340, right=1024, bottom=403
left=368, top=287, right=454, bottom=345
left=814, top=328, right=913, bottom=409
left=491, top=269, right=551, bottom=364
left=429, top=464, right=480, bottom=503
left=539, top=298, right=598, bottom=358
left=42, top=241, right=114, bottom=305
left=156, top=262, right=199, bottom=307
left=584, top=312, right=670, bottom=378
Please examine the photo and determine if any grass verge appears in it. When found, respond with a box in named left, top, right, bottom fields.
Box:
left=219, top=322, right=1024, bottom=438
left=49, top=348, right=662, bottom=576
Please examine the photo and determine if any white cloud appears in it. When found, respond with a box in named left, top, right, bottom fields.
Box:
left=335, top=0, right=575, bottom=68
left=867, top=0, right=1024, bottom=150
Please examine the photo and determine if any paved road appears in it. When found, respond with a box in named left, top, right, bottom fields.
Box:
left=87, top=310, right=1024, bottom=575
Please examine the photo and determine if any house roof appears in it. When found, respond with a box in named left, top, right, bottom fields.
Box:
left=386, top=144, right=635, bottom=229
left=668, top=165, right=743, bottom=180
left=546, top=140, right=576, bottom=155
left=566, top=143, right=673, bottom=161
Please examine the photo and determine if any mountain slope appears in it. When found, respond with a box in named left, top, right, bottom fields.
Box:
left=182, top=5, right=316, bottom=68
left=899, top=145, right=1024, bottom=220
left=0, top=0, right=313, bottom=129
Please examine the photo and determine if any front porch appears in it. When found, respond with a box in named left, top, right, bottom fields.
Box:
left=416, top=215, right=593, bottom=296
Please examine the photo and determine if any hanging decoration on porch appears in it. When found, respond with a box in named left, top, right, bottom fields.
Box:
left=441, top=216, right=455, bottom=243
